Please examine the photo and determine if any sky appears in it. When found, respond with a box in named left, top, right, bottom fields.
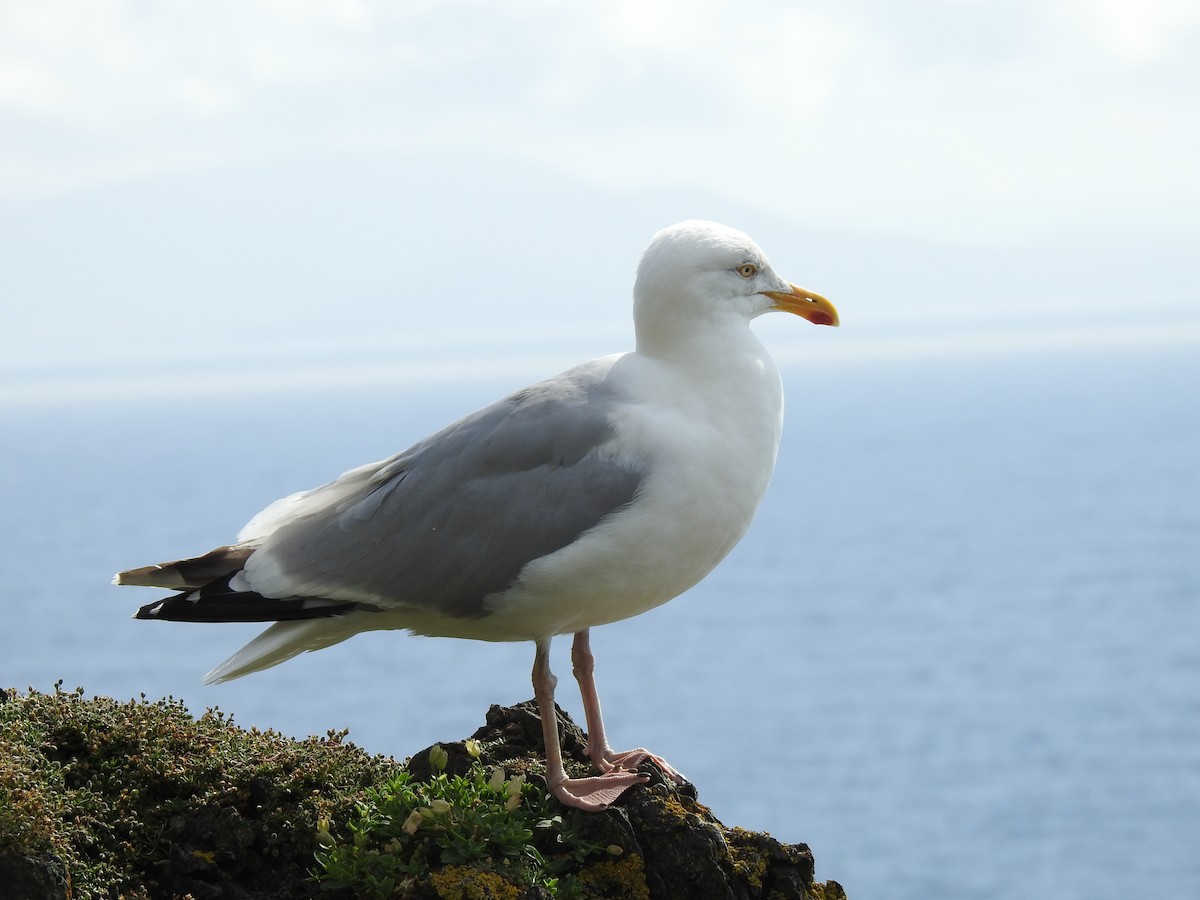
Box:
left=2, top=0, right=1199, bottom=401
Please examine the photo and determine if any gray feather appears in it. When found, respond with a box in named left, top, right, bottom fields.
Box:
left=246, top=358, right=644, bottom=616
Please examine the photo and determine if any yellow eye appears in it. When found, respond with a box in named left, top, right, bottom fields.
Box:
left=736, top=263, right=758, bottom=279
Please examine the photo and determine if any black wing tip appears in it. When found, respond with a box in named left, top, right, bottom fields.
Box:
left=132, top=587, right=356, bottom=623
left=133, top=599, right=166, bottom=619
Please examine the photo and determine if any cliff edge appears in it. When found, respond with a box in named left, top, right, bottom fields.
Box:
left=0, top=686, right=846, bottom=899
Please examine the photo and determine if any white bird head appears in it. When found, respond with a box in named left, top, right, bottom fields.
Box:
left=632, top=220, right=837, bottom=355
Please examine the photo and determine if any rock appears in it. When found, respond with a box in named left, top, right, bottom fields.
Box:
left=400, top=701, right=846, bottom=900
left=0, top=688, right=846, bottom=899
left=0, top=854, right=69, bottom=900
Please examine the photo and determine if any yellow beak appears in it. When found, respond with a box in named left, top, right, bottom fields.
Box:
left=762, top=284, right=839, bottom=327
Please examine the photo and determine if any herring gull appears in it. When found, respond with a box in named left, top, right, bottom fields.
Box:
left=115, top=219, right=839, bottom=811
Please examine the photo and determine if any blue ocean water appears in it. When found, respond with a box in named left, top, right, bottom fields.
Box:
left=2, top=341, right=1197, bottom=899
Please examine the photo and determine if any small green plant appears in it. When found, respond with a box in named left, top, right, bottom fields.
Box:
left=313, top=745, right=616, bottom=898
left=0, top=684, right=396, bottom=898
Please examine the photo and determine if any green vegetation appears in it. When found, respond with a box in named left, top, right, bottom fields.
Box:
left=0, top=685, right=842, bottom=899
left=314, top=745, right=619, bottom=898
left=0, top=682, right=392, bottom=898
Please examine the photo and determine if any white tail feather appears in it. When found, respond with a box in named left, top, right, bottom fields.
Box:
left=202, top=616, right=366, bottom=684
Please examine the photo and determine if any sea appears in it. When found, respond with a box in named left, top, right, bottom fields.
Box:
left=2, top=338, right=1197, bottom=900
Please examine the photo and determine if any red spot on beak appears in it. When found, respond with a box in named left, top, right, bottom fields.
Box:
left=809, top=310, right=835, bottom=327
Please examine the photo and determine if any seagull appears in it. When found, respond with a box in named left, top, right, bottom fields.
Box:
left=115, top=220, right=838, bottom=811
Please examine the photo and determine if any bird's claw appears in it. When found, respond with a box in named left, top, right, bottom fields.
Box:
left=591, top=747, right=688, bottom=785
left=549, top=770, right=650, bottom=811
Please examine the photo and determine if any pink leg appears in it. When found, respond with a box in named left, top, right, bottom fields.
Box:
left=532, top=638, right=647, bottom=811
left=570, top=630, right=687, bottom=785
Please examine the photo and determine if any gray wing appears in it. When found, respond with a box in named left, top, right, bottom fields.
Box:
left=241, top=358, right=643, bottom=617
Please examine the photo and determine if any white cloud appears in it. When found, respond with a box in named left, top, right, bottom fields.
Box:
left=1063, top=0, right=1200, bottom=64
left=0, top=0, right=1197, bottom=243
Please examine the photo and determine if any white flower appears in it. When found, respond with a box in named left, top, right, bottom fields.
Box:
left=401, top=811, right=423, bottom=835
left=488, top=767, right=506, bottom=792
left=504, top=774, right=526, bottom=810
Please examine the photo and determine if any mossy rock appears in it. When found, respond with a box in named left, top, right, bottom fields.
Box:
left=0, top=687, right=846, bottom=899
left=0, top=684, right=394, bottom=899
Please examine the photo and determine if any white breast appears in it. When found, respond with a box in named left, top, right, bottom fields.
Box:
left=482, top=334, right=785, bottom=641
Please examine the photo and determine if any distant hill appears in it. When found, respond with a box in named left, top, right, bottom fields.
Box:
left=3, top=150, right=1196, bottom=403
